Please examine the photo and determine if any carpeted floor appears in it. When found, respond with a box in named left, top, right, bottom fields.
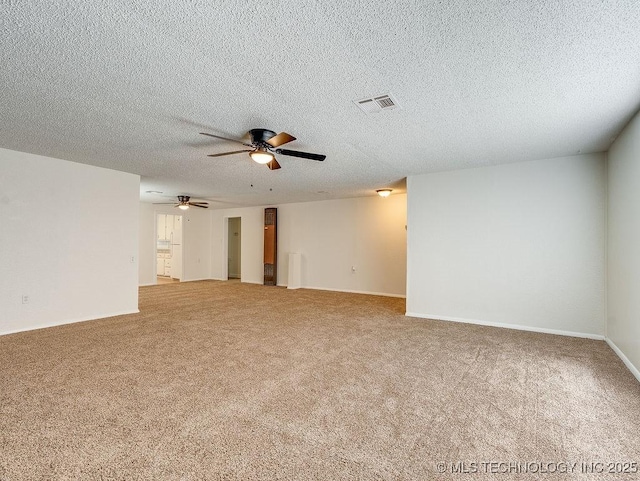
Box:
left=1, top=281, right=639, bottom=480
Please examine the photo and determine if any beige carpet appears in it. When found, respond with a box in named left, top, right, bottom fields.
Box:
left=1, top=281, right=639, bottom=480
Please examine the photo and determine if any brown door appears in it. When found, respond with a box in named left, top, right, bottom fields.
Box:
left=264, top=208, right=277, bottom=285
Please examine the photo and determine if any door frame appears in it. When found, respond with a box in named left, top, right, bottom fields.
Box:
left=154, top=211, right=185, bottom=283
left=223, top=216, right=242, bottom=281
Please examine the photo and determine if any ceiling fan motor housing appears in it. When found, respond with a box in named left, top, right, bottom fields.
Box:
left=249, top=129, right=277, bottom=148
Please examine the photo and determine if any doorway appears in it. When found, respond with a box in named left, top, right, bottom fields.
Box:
left=156, top=213, right=183, bottom=284
left=227, top=217, right=241, bottom=280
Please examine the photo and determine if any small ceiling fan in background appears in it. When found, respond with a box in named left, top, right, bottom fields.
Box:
left=200, top=128, right=326, bottom=170
left=153, top=195, right=209, bottom=210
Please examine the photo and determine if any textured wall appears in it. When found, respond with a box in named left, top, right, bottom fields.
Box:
left=0, top=148, right=139, bottom=335
left=407, top=154, right=606, bottom=337
left=607, top=109, right=640, bottom=379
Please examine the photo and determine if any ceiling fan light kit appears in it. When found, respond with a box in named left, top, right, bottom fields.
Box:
left=249, top=149, right=275, bottom=164
left=200, top=128, right=326, bottom=170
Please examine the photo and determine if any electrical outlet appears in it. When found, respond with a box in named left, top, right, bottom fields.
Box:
left=351, top=266, right=356, bottom=273
left=21, top=295, right=29, bottom=304
left=130, top=256, right=135, bottom=263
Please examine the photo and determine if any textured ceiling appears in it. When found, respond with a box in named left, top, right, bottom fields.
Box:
left=1, top=1, right=640, bottom=208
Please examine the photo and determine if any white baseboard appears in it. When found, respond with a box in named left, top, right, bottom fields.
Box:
left=605, top=338, right=640, bottom=383
left=301, top=285, right=406, bottom=298
left=140, top=278, right=215, bottom=286
left=0, top=309, right=140, bottom=337
left=213, top=280, right=405, bottom=297
left=277, top=283, right=299, bottom=289
left=210, top=278, right=263, bottom=285
left=405, top=312, right=605, bottom=340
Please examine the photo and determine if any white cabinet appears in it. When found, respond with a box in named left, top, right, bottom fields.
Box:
left=157, top=257, right=165, bottom=275
left=157, top=252, right=174, bottom=276
left=157, top=214, right=167, bottom=240
left=166, top=215, right=174, bottom=240
left=157, top=214, right=181, bottom=241
left=156, top=214, right=181, bottom=279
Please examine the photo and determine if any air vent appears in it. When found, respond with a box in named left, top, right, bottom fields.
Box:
left=354, top=93, right=400, bottom=114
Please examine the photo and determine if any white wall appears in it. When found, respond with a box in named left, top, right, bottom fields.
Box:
left=211, top=207, right=264, bottom=284
left=211, top=195, right=407, bottom=296
left=138, top=203, right=212, bottom=284
left=0, top=148, right=139, bottom=335
left=139, top=202, right=156, bottom=286
left=607, top=110, right=640, bottom=379
left=211, top=206, right=264, bottom=284
left=407, top=154, right=606, bottom=338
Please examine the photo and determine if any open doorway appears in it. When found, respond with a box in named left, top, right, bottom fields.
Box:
left=157, top=214, right=183, bottom=284
left=227, top=217, right=241, bottom=280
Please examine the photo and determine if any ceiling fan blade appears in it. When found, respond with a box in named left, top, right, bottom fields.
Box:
left=207, top=149, right=253, bottom=158
left=153, top=202, right=179, bottom=205
left=189, top=202, right=209, bottom=206
left=266, top=132, right=296, bottom=148
left=189, top=203, right=209, bottom=208
left=267, top=158, right=281, bottom=170
left=276, top=149, right=326, bottom=161
left=200, top=132, right=253, bottom=147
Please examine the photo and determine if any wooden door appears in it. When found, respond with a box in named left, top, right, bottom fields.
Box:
left=264, top=208, right=277, bottom=285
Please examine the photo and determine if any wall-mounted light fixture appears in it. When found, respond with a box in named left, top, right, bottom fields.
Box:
left=376, top=189, right=392, bottom=198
